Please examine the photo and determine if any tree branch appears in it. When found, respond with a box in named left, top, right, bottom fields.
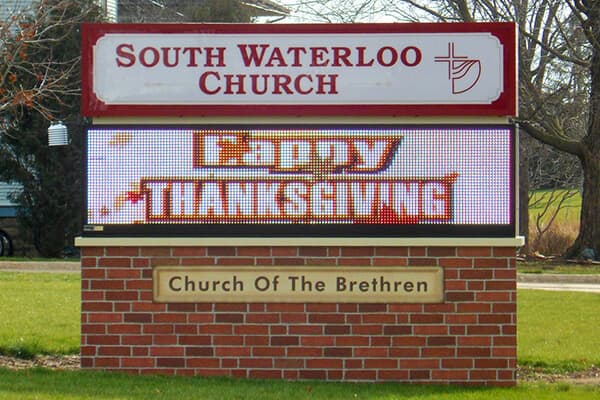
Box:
left=518, top=120, right=583, bottom=157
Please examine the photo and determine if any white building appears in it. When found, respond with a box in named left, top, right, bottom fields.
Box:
left=0, top=0, right=118, bottom=22
left=117, top=0, right=288, bottom=22
left=96, top=0, right=118, bottom=21
left=3, top=1, right=287, bottom=25
left=0, top=0, right=28, bottom=23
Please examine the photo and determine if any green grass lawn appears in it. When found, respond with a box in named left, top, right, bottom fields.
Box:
left=517, top=262, right=600, bottom=275
left=518, top=290, right=600, bottom=371
left=0, top=369, right=598, bottom=400
left=528, top=189, right=581, bottom=226
left=0, top=272, right=80, bottom=358
left=1, top=272, right=599, bottom=372
left=1, top=271, right=599, bottom=398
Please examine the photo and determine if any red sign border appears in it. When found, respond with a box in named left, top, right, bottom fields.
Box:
left=81, top=22, right=517, bottom=117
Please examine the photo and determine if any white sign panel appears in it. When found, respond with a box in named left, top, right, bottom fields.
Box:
left=93, top=33, right=502, bottom=105
left=81, top=23, right=517, bottom=116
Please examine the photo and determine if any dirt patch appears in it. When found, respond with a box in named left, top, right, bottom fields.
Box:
left=517, top=365, right=600, bottom=385
left=0, top=355, right=80, bottom=370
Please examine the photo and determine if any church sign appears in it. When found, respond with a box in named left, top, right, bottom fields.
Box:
left=81, top=23, right=516, bottom=117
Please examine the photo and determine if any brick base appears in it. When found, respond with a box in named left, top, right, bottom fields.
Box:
left=80, top=245, right=516, bottom=386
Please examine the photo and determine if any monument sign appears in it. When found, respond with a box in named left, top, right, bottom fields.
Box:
left=77, top=22, right=521, bottom=386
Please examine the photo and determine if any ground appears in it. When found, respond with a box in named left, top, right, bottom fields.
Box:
left=0, top=354, right=79, bottom=370
left=517, top=365, right=600, bottom=385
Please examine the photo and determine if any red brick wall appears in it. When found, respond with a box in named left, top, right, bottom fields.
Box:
left=80, top=245, right=516, bottom=386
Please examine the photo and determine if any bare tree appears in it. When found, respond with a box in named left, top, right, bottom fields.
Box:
left=286, top=0, right=596, bottom=257
left=1, top=0, right=104, bottom=257
left=525, top=134, right=581, bottom=255
left=117, top=0, right=288, bottom=23
left=282, top=0, right=386, bottom=22
left=392, top=0, right=595, bottom=258
left=0, top=0, right=101, bottom=135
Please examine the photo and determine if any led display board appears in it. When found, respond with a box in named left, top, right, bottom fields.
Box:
left=84, top=125, right=514, bottom=237
left=81, top=23, right=517, bottom=117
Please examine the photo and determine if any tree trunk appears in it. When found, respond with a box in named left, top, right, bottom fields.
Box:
left=566, top=2, right=600, bottom=259
left=566, top=149, right=600, bottom=258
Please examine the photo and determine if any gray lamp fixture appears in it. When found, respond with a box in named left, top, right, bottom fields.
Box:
left=48, top=121, right=69, bottom=146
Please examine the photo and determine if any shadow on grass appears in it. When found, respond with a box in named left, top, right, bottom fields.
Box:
left=0, top=343, right=79, bottom=360
left=0, top=346, right=38, bottom=360
left=0, top=368, right=598, bottom=400
left=519, top=359, right=593, bottom=374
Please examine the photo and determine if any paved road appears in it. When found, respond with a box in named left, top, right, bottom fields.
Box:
left=0, top=260, right=79, bottom=273
left=517, top=282, right=600, bottom=293
left=517, top=272, right=600, bottom=292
